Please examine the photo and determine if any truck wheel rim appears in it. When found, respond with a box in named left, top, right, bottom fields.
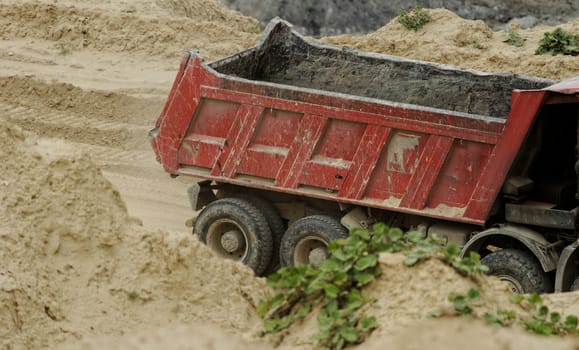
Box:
left=294, top=238, right=328, bottom=267
left=206, top=219, right=248, bottom=260
left=497, top=274, right=524, bottom=294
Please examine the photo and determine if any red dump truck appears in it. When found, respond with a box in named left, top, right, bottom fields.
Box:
left=150, top=19, right=579, bottom=293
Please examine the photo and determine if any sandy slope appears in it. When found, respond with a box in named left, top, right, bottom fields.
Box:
left=1, top=0, right=579, bottom=349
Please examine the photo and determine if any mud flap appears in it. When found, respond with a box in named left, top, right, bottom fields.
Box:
left=555, top=239, right=579, bottom=292
left=187, top=180, right=216, bottom=211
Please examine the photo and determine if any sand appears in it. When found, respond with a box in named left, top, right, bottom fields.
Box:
left=1, top=0, right=579, bottom=349
left=323, top=9, right=579, bottom=80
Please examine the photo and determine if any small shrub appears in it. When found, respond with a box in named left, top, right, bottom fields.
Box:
left=258, top=223, right=491, bottom=349
left=504, top=30, right=526, bottom=47
left=247, top=23, right=261, bottom=34
left=127, top=291, right=139, bottom=300
left=535, top=28, right=579, bottom=56
left=398, top=5, right=432, bottom=32
left=444, top=290, right=579, bottom=336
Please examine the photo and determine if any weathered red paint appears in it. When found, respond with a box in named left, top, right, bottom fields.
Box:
left=151, top=52, right=579, bottom=225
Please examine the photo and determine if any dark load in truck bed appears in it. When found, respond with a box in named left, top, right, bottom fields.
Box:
left=212, top=19, right=552, bottom=117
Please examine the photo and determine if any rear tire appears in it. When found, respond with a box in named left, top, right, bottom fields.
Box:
left=243, top=196, right=285, bottom=274
left=193, top=197, right=273, bottom=276
left=480, top=249, right=551, bottom=294
left=280, top=215, right=348, bottom=267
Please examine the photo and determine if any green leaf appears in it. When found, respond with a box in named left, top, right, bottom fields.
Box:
left=564, top=315, right=578, bottom=329
left=334, top=336, right=345, bottom=350
left=550, top=312, right=561, bottom=323
left=304, top=277, right=325, bottom=295
left=404, top=255, right=419, bottom=266
left=340, top=327, right=359, bottom=342
left=428, top=310, right=443, bottom=318
left=320, top=259, right=340, bottom=272
left=372, top=223, right=388, bottom=235
left=467, top=288, right=480, bottom=301
left=266, top=271, right=283, bottom=288
left=360, top=316, right=378, bottom=331
left=354, top=254, right=378, bottom=271
left=483, top=312, right=502, bottom=326
left=283, top=274, right=301, bottom=288
left=538, top=305, right=549, bottom=317
left=345, top=290, right=364, bottom=310
left=333, top=271, right=349, bottom=285
left=354, top=272, right=375, bottom=286
left=388, top=227, right=404, bottom=242
left=324, top=284, right=340, bottom=299
left=332, top=249, right=351, bottom=262
left=318, top=311, right=334, bottom=331
left=406, top=230, right=424, bottom=243
left=257, top=299, right=270, bottom=319
left=510, top=293, right=524, bottom=304
left=444, top=243, right=461, bottom=261
left=264, top=318, right=280, bottom=333
left=527, top=293, right=543, bottom=307
left=297, top=303, right=312, bottom=317
left=352, top=227, right=371, bottom=241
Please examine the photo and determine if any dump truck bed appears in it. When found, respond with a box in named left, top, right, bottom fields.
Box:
left=151, top=19, right=559, bottom=225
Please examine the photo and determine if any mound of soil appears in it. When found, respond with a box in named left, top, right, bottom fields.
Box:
left=0, top=121, right=269, bottom=349
left=323, top=9, right=579, bottom=80
left=0, top=0, right=259, bottom=61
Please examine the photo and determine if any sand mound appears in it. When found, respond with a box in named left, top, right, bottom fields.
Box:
left=323, top=9, right=579, bottom=80
left=0, top=76, right=162, bottom=125
left=0, top=0, right=259, bottom=61
left=0, top=121, right=269, bottom=349
left=0, top=76, right=166, bottom=150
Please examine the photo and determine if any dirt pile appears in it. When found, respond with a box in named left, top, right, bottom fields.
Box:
left=0, top=0, right=259, bottom=61
left=0, top=121, right=269, bottom=349
left=323, top=9, right=579, bottom=80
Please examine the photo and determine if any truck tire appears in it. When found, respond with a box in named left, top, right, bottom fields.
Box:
left=193, top=197, right=273, bottom=276
left=280, top=215, right=348, bottom=267
left=480, top=249, right=551, bottom=294
left=217, top=191, right=286, bottom=274
left=244, top=196, right=285, bottom=274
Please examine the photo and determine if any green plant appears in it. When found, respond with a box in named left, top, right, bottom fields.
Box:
left=247, top=23, right=262, bottom=34
left=258, top=224, right=395, bottom=349
left=448, top=288, right=481, bottom=316
left=127, top=291, right=139, bottom=300
left=535, top=28, right=579, bottom=56
left=445, top=290, right=579, bottom=336
left=521, top=293, right=579, bottom=335
left=259, top=223, right=494, bottom=349
left=405, top=239, right=488, bottom=278
left=397, top=5, right=432, bottom=31
left=504, top=30, right=526, bottom=47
